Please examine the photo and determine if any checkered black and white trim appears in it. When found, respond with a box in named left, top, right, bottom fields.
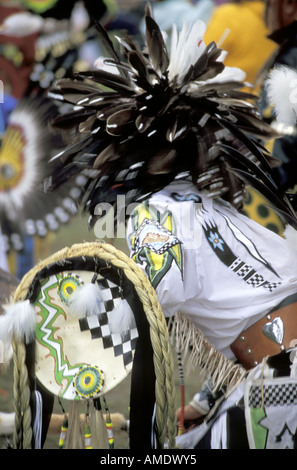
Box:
left=248, top=382, right=297, bottom=408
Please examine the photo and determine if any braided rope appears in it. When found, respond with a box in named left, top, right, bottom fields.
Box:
left=12, top=241, right=176, bottom=449
left=12, top=339, right=32, bottom=449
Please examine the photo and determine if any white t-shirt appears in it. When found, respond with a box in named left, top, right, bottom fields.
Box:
left=127, top=180, right=297, bottom=358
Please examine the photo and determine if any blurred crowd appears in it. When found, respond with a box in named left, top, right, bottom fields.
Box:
left=0, top=0, right=297, bottom=279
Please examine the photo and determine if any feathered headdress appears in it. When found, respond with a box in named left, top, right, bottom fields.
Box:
left=46, top=3, right=297, bottom=228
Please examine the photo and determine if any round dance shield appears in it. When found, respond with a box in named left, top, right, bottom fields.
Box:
left=33, top=267, right=138, bottom=400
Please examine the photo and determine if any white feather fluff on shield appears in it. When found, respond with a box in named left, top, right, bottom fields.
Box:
left=0, top=300, right=36, bottom=364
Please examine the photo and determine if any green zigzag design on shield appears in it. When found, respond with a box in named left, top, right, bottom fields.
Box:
left=34, top=275, right=84, bottom=398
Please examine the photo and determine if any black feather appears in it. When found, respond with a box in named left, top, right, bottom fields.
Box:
left=93, top=20, right=129, bottom=80
left=217, top=143, right=279, bottom=194
left=50, top=108, right=95, bottom=130
left=217, top=117, right=275, bottom=174
left=230, top=168, right=297, bottom=224
left=74, top=70, right=134, bottom=94
left=145, top=15, right=169, bottom=75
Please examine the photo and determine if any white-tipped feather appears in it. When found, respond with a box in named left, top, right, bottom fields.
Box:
left=0, top=300, right=36, bottom=363
left=108, top=300, right=136, bottom=335
left=167, top=19, right=246, bottom=86
left=68, top=283, right=104, bottom=318
left=168, top=19, right=206, bottom=82
left=265, top=66, right=297, bottom=126
left=210, top=65, right=246, bottom=83
left=94, top=57, right=120, bottom=75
